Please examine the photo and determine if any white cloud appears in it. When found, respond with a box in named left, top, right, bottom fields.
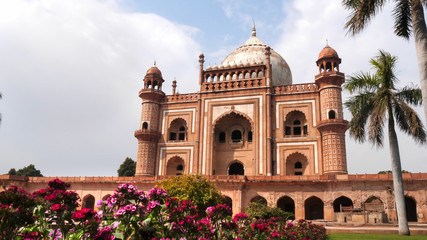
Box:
left=0, top=0, right=201, bottom=176
left=275, top=0, right=426, bottom=174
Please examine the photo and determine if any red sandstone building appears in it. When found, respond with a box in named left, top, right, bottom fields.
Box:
left=2, top=27, right=426, bottom=224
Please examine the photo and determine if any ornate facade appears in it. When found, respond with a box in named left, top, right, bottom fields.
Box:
left=135, top=27, right=348, bottom=178
left=2, top=27, right=427, bottom=224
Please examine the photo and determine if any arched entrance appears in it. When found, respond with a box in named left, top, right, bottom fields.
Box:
left=223, top=196, right=233, bottom=212
left=286, top=152, right=308, bottom=176
left=212, top=111, right=253, bottom=175
left=166, top=156, right=185, bottom=175
left=405, top=196, right=417, bottom=222
left=333, top=196, right=353, bottom=212
left=277, top=196, right=295, bottom=217
left=228, top=161, right=244, bottom=175
left=305, top=196, right=324, bottom=220
left=250, top=196, right=267, bottom=205
left=82, top=194, right=95, bottom=210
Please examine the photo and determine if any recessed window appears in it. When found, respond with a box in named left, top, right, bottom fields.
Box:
left=178, top=126, right=186, bottom=140
left=169, top=132, right=177, bottom=140
left=295, top=162, right=302, bottom=169
left=329, top=110, right=336, bottom=119
left=295, top=172, right=303, bottom=175
left=142, top=122, right=148, bottom=129
left=219, top=132, right=226, bottom=143
left=284, top=111, right=308, bottom=137
left=231, top=130, right=242, bottom=143
left=248, top=131, right=253, bottom=142
left=228, top=162, right=244, bottom=175
left=176, top=164, right=183, bottom=171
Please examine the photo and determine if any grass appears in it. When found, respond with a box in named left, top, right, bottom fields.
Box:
left=328, top=233, right=427, bottom=240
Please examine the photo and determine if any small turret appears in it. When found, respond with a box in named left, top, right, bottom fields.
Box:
left=315, top=44, right=348, bottom=175
left=135, top=63, right=166, bottom=176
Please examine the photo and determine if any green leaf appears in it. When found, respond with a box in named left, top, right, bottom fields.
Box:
left=113, top=231, right=124, bottom=239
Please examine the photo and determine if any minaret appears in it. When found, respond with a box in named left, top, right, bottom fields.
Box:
left=315, top=44, right=348, bottom=174
left=134, top=63, right=165, bottom=176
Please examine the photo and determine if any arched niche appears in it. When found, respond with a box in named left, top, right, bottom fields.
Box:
left=250, top=195, right=267, bottom=205
left=305, top=196, right=324, bottom=220
left=333, top=196, right=353, bottom=212
left=166, top=156, right=185, bottom=176
left=228, top=161, right=244, bottom=175
left=284, top=110, right=308, bottom=137
left=277, top=196, right=295, bottom=217
left=82, top=194, right=95, bottom=210
left=286, top=152, right=308, bottom=176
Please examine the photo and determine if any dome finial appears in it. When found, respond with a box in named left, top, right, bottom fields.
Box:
left=252, top=20, right=256, bottom=37
left=325, top=38, right=330, bottom=48
left=154, top=60, right=156, bottom=66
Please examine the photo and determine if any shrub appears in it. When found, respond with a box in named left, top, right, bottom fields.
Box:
left=245, top=202, right=295, bottom=221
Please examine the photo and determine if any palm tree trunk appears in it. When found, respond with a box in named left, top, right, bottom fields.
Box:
left=388, top=109, right=410, bottom=235
left=411, top=0, right=427, bottom=123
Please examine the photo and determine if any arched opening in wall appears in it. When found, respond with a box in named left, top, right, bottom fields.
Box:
left=153, top=81, right=158, bottom=89
left=364, top=196, right=384, bottom=212
left=146, top=80, right=152, bottom=88
left=166, top=156, right=185, bottom=175
left=305, top=196, right=324, bottom=220
left=333, top=196, right=353, bottom=212
left=219, top=75, right=224, bottom=81
left=223, top=196, right=233, bottom=212
left=251, top=71, right=257, bottom=78
left=244, top=72, right=250, bottom=79
left=102, top=194, right=111, bottom=201
left=405, top=196, right=418, bottom=222
left=168, top=118, right=187, bottom=141
left=284, top=111, right=308, bottom=137
left=219, top=132, right=226, bottom=143
left=238, top=73, right=243, bottom=80
left=325, top=62, right=332, bottom=72
left=248, top=131, right=253, bottom=142
left=258, top=71, right=263, bottom=78
left=231, top=130, right=242, bottom=142
left=328, top=110, right=336, bottom=119
left=82, top=195, right=95, bottom=210
left=231, top=73, right=237, bottom=80
left=225, top=74, right=231, bottom=81
left=277, top=196, right=295, bottom=218
left=142, top=122, right=148, bottom=129
left=206, top=76, right=211, bottom=82
left=213, top=76, right=217, bottom=82
left=228, top=161, right=244, bottom=175
left=250, top=196, right=267, bottom=205
left=286, top=152, right=308, bottom=176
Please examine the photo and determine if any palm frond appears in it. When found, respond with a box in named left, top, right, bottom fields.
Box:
left=345, top=92, right=375, bottom=142
left=343, top=72, right=379, bottom=94
left=345, top=91, right=376, bottom=115
left=343, top=0, right=387, bottom=35
left=370, top=50, right=398, bottom=89
left=367, top=89, right=389, bottom=146
left=393, top=98, right=427, bottom=144
left=392, top=0, right=412, bottom=38
left=395, top=85, right=423, bottom=105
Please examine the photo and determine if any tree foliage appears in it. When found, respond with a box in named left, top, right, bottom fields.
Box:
left=7, top=164, right=43, bottom=177
left=378, top=170, right=410, bottom=174
left=344, top=50, right=426, bottom=235
left=117, top=157, right=136, bottom=177
left=245, top=202, right=294, bottom=221
left=156, top=175, right=223, bottom=216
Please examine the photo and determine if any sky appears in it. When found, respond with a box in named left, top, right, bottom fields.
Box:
left=0, top=0, right=426, bottom=176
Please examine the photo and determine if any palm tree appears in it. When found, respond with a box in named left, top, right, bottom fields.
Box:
left=342, top=0, right=427, bottom=131
left=344, top=50, right=426, bottom=235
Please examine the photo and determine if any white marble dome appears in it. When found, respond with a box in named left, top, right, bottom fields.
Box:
left=221, top=27, right=292, bottom=86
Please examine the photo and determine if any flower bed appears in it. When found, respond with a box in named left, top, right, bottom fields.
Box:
left=0, top=179, right=326, bottom=239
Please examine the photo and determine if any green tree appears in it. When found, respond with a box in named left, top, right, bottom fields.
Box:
left=343, top=0, right=427, bottom=138
left=245, top=202, right=294, bottom=221
left=8, top=164, right=43, bottom=177
left=344, top=50, right=426, bottom=235
left=378, top=170, right=410, bottom=174
left=156, top=175, right=223, bottom=216
left=117, top=157, right=136, bottom=177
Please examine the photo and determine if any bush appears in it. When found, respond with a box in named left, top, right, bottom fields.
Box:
left=245, top=202, right=295, bottom=221
left=156, top=174, right=224, bottom=216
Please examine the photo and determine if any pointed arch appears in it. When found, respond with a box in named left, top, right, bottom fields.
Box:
left=305, top=196, right=324, bottom=220
left=166, top=156, right=185, bottom=175
left=82, top=194, right=95, bottom=210
left=213, top=109, right=254, bottom=130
